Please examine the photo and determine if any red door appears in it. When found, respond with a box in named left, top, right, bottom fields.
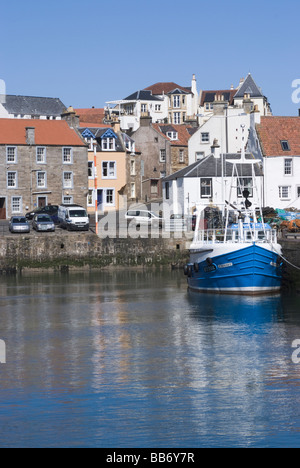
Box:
left=0, top=198, right=6, bottom=220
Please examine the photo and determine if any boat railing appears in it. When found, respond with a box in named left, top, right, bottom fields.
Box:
left=193, top=228, right=278, bottom=244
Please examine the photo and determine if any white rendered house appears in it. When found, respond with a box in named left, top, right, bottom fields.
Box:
left=163, top=148, right=263, bottom=216
left=254, top=116, right=300, bottom=209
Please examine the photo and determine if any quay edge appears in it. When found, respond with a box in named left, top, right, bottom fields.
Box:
left=278, top=239, right=300, bottom=293
left=0, top=234, right=299, bottom=293
left=0, top=233, right=190, bottom=274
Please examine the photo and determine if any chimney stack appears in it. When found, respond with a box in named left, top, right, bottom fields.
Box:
left=26, top=127, right=35, bottom=145
left=61, top=106, right=80, bottom=129
left=211, top=138, right=221, bottom=159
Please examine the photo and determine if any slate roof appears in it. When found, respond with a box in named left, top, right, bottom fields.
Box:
left=256, top=116, right=300, bottom=157
left=164, top=154, right=262, bottom=181
left=0, top=119, right=86, bottom=146
left=78, top=126, right=125, bottom=152
left=234, top=74, right=264, bottom=99
left=2, top=95, right=66, bottom=117
left=123, top=90, right=163, bottom=102
left=200, top=89, right=236, bottom=106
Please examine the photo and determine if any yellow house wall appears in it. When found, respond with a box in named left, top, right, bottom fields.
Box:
left=88, top=150, right=127, bottom=213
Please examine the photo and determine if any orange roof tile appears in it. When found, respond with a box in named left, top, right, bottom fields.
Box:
left=75, top=108, right=105, bottom=125
left=0, top=119, right=86, bottom=146
left=256, top=116, right=300, bottom=157
left=144, top=82, right=191, bottom=95
left=78, top=122, right=110, bottom=128
left=152, top=123, right=195, bottom=146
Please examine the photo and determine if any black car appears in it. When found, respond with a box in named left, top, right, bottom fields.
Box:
left=26, top=205, right=59, bottom=222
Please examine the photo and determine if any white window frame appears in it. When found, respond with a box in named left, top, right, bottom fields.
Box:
left=11, top=196, right=22, bottom=213
left=62, top=147, right=73, bottom=164
left=36, top=147, right=46, bottom=164
left=102, top=161, right=116, bottom=179
left=63, top=171, right=73, bottom=189
left=37, top=171, right=47, bottom=189
left=88, top=161, right=94, bottom=179
left=279, top=185, right=291, bottom=200
left=237, top=177, right=253, bottom=198
left=87, top=190, right=94, bottom=206
left=6, top=146, right=17, bottom=164
left=173, top=95, right=180, bottom=108
left=166, top=131, right=178, bottom=140
left=130, top=160, right=136, bottom=176
left=105, top=188, right=115, bottom=206
left=160, top=149, right=166, bottom=163
left=200, top=178, right=213, bottom=199
left=284, top=158, right=293, bottom=176
left=63, top=195, right=73, bottom=205
left=7, top=171, right=17, bottom=188
left=173, top=112, right=181, bottom=124
left=101, top=138, right=115, bottom=151
left=201, top=132, right=210, bottom=143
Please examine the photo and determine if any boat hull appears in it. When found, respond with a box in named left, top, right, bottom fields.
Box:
left=187, top=243, right=283, bottom=295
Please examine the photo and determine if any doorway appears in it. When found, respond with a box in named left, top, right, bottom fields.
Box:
left=38, top=196, right=47, bottom=208
left=97, top=190, right=103, bottom=212
left=0, top=198, right=6, bottom=219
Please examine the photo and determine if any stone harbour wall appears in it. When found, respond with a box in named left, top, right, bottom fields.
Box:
left=0, top=233, right=299, bottom=292
left=278, top=240, right=300, bottom=292
left=0, top=233, right=190, bottom=273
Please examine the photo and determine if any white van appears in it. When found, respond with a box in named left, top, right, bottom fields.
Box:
left=58, top=204, right=89, bottom=231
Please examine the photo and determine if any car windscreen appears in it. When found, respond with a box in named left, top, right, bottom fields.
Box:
left=12, top=218, right=27, bottom=223
left=37, top=215, right=51, bottom=222
left=69, top=210, right=87, bottom=218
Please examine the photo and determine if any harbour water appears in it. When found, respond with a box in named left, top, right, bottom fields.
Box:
left=1, top=269, right=300, bottom=448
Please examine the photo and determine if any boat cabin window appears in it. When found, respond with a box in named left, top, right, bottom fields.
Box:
left=258, top=231, right=266, bottom=240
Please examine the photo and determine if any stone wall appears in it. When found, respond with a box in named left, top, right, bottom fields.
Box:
left=0, top=233, right=190, bottom=273
left=279, top=240, right=300, bottom=292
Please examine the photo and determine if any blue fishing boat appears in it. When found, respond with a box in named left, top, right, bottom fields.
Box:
left=185, top=157, right=283, bottom=295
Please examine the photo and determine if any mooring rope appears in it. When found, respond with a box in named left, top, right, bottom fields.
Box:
left=271, top=243, right=300, bottom=271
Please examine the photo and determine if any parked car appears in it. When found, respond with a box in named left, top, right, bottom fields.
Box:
left=58, top=205, right=89, bottom=231
left=32, top=214, right=55, bottom=232
left=26, top=205, right=59, bottom=222
left=9, top=216, right=30, bottom=234
left=125, top=210, right=163, bottom=228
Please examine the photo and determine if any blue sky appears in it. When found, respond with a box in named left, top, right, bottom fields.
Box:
left=1, top=0, right=300, bottom=115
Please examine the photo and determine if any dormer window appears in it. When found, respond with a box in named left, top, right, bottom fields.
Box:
left=82, top=128, right=96, bottom=151
left=281, top=140, right=290, bottom=151
left=100, top=129, right=117, bottom=151
left=102, top=137, right=115, bottom=151
left=166, top=131, right=178, bottom=141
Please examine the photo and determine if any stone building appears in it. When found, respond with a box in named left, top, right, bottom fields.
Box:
left=131, top=116, right=196, bottom=202
left=0, top=119, right=88, bottom=219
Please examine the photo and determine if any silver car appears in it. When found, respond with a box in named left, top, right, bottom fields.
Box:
left=9, top=216, right=30, bottom=234
left=32, top=214, right=55, bottom=232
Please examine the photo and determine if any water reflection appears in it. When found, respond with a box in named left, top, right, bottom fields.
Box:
left=0, top=271, right=300, bottom=447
